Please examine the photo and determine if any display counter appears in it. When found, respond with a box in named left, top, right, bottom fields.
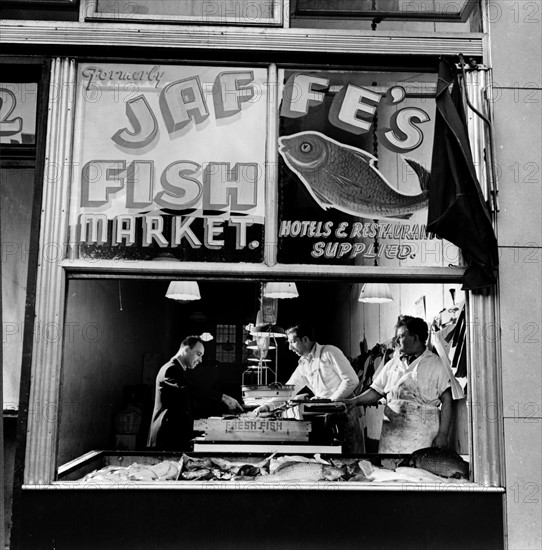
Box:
left=20, top=449, right=505, bottom=550
left=55, top=449, right=486, bottom=489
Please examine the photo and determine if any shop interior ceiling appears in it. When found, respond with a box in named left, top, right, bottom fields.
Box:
left=73, top=278, right=462, bottom=358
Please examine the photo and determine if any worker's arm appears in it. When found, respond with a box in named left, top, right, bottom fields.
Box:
left=221, top=394, right=243, bottom=413
left=432, top=388, right=453, bottom=448
left=343, top=388, right=383, bottom=411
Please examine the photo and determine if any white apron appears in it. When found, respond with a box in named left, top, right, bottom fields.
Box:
left=378, top=372, right=440, bottom=454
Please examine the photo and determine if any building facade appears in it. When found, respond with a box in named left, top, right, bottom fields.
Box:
left=1, top=1, right=541, bottom=549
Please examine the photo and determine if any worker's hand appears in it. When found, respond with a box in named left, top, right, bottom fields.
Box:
left=253, top=403, right=273, bottom=416
left=290, top=393, right=309, bottom=402
left=221, top=394, right=244, bottom=413
left=342, top=396, right=359, bottom=412
left=431, top=433, right=448, bottom=448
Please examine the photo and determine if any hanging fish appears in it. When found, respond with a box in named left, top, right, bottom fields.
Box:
left=278, top=131, right=430, bottom=221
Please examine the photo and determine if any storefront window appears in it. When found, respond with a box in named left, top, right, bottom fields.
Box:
left=57, top=278, right=469, bottom=482
left=0, top=0, right=79, bottom=21
left=277, top=69, right=461, bottom=269
left=1, top=81, right=38, bottom=411
left=0, top=83, right=37, bottom=145
left=1, top=169, right=35, bottom=412
left=20, top=54, right=492, bottom=491
left=68, top=63, right=268, bottom=263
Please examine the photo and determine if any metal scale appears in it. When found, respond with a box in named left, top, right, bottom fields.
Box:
left=241, top=324, right=293, bottom=408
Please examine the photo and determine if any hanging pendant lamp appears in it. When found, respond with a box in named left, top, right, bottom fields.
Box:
left=262, top=282, right=299, bottom=299
left=358, top=215, right=394, bottom=304
left=358, top=283, right=394, bottom=304
left=165, top=281, right=201, bottom=301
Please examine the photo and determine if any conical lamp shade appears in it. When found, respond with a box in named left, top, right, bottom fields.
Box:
left=263, top=282, right=299, bottom=299
left=358, top=283, right=394, bottom=304
left=165, top=281, right=201, bottom=301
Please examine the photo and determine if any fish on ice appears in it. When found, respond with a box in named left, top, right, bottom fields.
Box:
left=259, top=461, right=344, bottom=482
left=399, top=447, right=470, bottom=479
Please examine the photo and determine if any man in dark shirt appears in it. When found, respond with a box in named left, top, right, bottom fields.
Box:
left=147, top=335, right=242, bottom=450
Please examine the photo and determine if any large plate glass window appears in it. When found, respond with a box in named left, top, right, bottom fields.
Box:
left=57, top=279, right=469, bottom=476
left=68, top=63, right=268, bottom=263
left=0, top=0, right=79, bottom=21
left=1, top=81, right=38, bottom=411
left=277, top=69, right=462, bottom=269
left=0, top=82, right=37, bottom=145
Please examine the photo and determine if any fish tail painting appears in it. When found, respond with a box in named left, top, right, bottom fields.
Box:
left=278, top=131, right=430, bottom=221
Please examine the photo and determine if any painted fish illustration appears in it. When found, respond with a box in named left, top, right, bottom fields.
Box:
left=278, top=131, right=430, bottom=221
left=399, top=447, right=469, bottom=479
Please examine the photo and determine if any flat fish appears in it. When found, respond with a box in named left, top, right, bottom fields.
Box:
left=181, top=468, right=212, bottom=480
left=182, top=455, right=214, bottom=470
left=348, top=474, right=370, bottom=482
left=260, top=462, right=324, bottom=482
left=149, top=460, right=180, bottom=480
left=210, top=453, right=275, bottom=474
left=270, top=454, right=329, bottom=474
left=395, top=467, right=445, bottom=483
left=357, top=460, right=374, bottom=478
left=127, top=465, right=159, bottom=481
left=321, top=466, right=345, bottom=481
left=366, top=467, right=419, bottom=483
left=278, top=131, right=430, bottom=221
left=400, top=447, right=469, bottom=479
left=260, top=462, right=345, bottom=482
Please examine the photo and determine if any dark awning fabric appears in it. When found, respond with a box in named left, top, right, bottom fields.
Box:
left=427, top=59, right=498, bottom=290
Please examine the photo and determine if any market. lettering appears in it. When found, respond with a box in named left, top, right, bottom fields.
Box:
left=79, top=214, right=254, bottom=250
left=281, top=74, right=429, bottom=153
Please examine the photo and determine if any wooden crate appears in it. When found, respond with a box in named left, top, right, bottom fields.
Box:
left=198, top=416, right=312, bottom=442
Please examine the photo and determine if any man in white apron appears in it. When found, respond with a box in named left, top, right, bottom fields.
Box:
left=344, top=316, right=453, bottom=454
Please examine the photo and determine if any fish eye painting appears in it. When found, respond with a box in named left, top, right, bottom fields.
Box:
left=277, top=70, right=459, bottom=268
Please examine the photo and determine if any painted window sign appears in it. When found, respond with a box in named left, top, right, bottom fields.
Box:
left=0, top=83, right=37, bottom=145
left=69, top=64, right=268, bottom=262
left=277, top=70, right=460, bottom=267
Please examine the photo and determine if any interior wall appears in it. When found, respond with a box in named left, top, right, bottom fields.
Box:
left=57, top=280, right=171, bottom=466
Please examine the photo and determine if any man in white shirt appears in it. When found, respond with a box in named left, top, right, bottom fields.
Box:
left=255, top=324, right=363, bottom=453
left=345, top=315, right=453, bottom=454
